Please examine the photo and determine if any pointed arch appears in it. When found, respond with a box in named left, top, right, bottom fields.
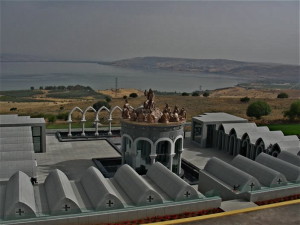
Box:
left=68, top=107, right=83, bottom=122
left=109, top=106, right=123, bottom=118
left=82, top=106, right=97, bottom=121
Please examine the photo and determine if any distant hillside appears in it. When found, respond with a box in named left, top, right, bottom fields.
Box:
left=107, top=57, right=300, bottom=83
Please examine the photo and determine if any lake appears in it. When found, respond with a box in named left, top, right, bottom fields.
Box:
left=0, top=62, right=249, bottom=92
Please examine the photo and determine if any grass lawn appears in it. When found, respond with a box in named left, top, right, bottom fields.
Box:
left=266, top=124, right=300, bottom=135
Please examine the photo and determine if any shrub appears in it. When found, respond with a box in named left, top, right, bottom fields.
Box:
left=203, top=92, right=210, bottom=97
left=284, top=101, right=300, bottom=120
left=240, top=97, right=250, bottom=103
left=123, top=95, right=127, bottom=99
left=10, top=107, right=17, bottom=111
left=277, top=92, right=289, bottom=98
left=57, top=112, right=68, bottom=121
left=92, top=101, right=111, bottom=110
left=46, top=114, right=57, bottom=123
left=181, top=92, right=189, bottom=96
left=129, top=93, right=138, bottom=98
left=247, top=101, right=271, bottom=119
left=192, top=92, right=200, bottom=96
left=105, top=96, right=112, bottom=102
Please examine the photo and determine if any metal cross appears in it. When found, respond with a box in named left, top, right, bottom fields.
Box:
left=63, top=205, right=70, bottom=211
left=277, top=179, right=282, bottom=184
left=184, top=191, right=191, bottom=198
left=249, top=183, right=255, bottom=191
left=147, top=196, right=154, bottom=202
left=16, top=209, right=24, bottom=216
left=106, top=200, right=114, bottom=207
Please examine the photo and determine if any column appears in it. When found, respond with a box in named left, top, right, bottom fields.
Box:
left=68, top=121, right=72, bottom=137
left=81, top=120, right=86, bottom=136
left=178, top=149, right=183, bottom=174
left=149, top=154, right=157, bottom=164
left=169, top=153, right=176, bottom=170
left=108, top=118, right=112, bottom=135
left=95, top=121, right=99, bottom=136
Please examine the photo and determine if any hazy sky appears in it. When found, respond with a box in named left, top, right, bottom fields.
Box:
left=1, top=0, right=299, bottom=64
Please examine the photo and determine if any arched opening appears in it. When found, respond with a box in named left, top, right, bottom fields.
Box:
left=82, top=106, right=97, bottom=136
left=240, top=134, right=249, bottom=157
left=108, top=106, right=122, bottom=135
left=270, top=144, right=281, bottom=157
left=122, top=136, right=132, bottom=164
left=156, top=141, right=171, bottom=167
left=67, top=107, right=83, bottom=137
left=217, top=129, right=225, bottom=150
left=255, top=139, right=265, bottom=160
left=136, top=140, right=151, bottom=165
left=173, top=138, right=182, bottom=174
left=228, top=130, right=237, bottom=155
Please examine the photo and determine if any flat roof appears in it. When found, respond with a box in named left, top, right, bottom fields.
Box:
left=193, top=112, right=247, bottom=123
left=0, top=114, right=45, bottom=126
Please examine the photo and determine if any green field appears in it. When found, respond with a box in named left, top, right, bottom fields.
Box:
left=266, top=124, right=300, bottom=135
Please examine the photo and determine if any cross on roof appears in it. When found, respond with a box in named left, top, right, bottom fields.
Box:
left=277, top=179, right=282, bottom=184
left=147, top=195, right=154, bottom=202
left=106, top=200, right=114, bottom=207
left=63, top=205, right=70, bottom=211
left=184, top=191, right=191, bottom=198
left=249, top=182, right=255, bottom=191
left=16, top=209, right=24, bottom=216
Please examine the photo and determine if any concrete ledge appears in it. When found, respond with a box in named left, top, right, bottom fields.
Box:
left=0, top=197, right=221, bottom=225
left=243, top=184, right=300, bottom=202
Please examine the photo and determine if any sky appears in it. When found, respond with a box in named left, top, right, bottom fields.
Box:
left=1, top=0, right=299, bottom=64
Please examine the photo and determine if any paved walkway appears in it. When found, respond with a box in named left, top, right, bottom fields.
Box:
left=182, top=203, right=300, bottom=225
left=34, top=135, right=120, bottom=182
left=182, top=137, right=233, bottom=169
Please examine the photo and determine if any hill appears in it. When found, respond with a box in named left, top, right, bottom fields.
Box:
left=107, top=57, right=300, bottom=83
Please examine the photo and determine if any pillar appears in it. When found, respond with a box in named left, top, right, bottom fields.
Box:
left=108, top=118, right=112, bottom=135
left=169, top=153, right=175, bottom=170
left=150, top=154, right=157, bottom=165
left=95, top=121, right=99, bottom=136
left=81, top=120, right=86, bottom=136
left=178, top=149, right=183, bottom=174
left=68, top=121, right=72, bottom=137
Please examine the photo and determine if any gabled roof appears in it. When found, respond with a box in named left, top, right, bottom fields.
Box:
left=44, top=169, right=81, bottom=214
left=255, top=153, right=300, bottom=183
left=114, top=164, right=163, bottom=206
left=4, top=171, right=37, bottom=219
left=231, top=155, right=287, bottom=187
left=147, top=162, right=202, bottom=201
left=204, top=157, right=261, bottom=192
left=278, top=151, right=300, bottom=167
left=81, top=166, right=124, bottom=210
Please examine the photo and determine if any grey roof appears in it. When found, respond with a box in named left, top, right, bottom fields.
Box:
left=0, top=143, right=34, bottom=152
left=4, top=171, right=37, bottom=220
left=0, top=114, right=45, bottom=126
left=278, top=151, right=300, bottom=167
left=44, top=169, right=81, bottom=215
left=222, top=123, right=257, bottom=136
left=0, top=151, right=33, bottom=161
left=203, top=157, right=261, bottom=192
left=0, top=160, right=36, bottom=180
left=255, top=153, right=300, bottom=183
left=146, top=162, right=202, bottom=201
left=0, top=136, right=33, bottom=145
left=0, top=127, right=33, bottom=137
left=80, top=166, right=124, bottom=210
left=231, top=155, right=287, bottom=187
left=193, top=112, right=248, bottom=123
left=275, top=140, right=300, bottom=155
left=114, top=164, right=163, bottom=206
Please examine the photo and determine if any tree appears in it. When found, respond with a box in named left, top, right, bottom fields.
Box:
left=105, top=96, right=112, bottom=102
left=39, top=86, right=43, bottom=90
left=129, top=93, right=138, bottom=98
left=123, top=95, right=127, bottom=99
left=181, top=92, right=189, bottom=96
left=277, top=92, right=289, bottom=98
left=247, top=101, right=271, bottom=119
left=30, top=86, right=34, bottom=90
left=192, top=91, right=200, bottom=96
left=93, top=101, right=111, bottom=110
left=47, top=115, right=57, bottom=123
left=240, top=97, right=250, bottom=103
left=203, top=92, right=210, bottom=97
left=284, top=101, right=300, bottom=120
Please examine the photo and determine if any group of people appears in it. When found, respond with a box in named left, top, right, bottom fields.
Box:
left=122, top=89, right=186, bottom=124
